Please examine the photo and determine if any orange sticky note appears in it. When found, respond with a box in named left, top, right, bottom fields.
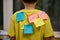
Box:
left=34, top=18, right=45, bottom=27
left=38, top=11, right=48, bottom=20
left=28, top=13, right=38, bottom=23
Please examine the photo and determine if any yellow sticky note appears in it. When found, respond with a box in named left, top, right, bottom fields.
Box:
left=20, top=22, right=29, bottom=29
left=20, top=26, right=24, bottom=29
left=34, top=18, right=45, bottom=27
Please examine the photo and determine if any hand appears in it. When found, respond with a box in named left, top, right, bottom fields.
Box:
left=10, top=37, right=16, bottom=40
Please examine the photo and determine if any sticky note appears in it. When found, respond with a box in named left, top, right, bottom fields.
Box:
left=28, top=13, right=38, bottom=23
left=16, top=12, right=25, bottom=22
left=38, top=11, right=48, bottom=20
left=34, top=18, right=45, bottom=27
left=20, top=25, right=24, bottom=29
left=24, top=24, right=33, bottom=34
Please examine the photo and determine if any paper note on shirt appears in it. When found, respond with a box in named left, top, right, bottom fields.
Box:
left=16, top=12, right=25, bottom=22
left=20, top=25, right=24, bottom=29
left=24, top=24, right=33, bottom=34
left=38, top=11, right=48, bottom=20
left=34, top=18, right=45, bottom=27
left=28, top=13, right=38, bottom=23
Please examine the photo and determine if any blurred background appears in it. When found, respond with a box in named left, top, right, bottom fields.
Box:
left=0, top=0, right=60, bottom=40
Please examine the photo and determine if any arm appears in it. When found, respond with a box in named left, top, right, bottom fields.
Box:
left=7, top=15, right=16, bottom=40
left=43, top=36, right=55, bottom=40
left=43, top=15, right=55, bottom=40
left=7, top=35, right=15, bottom=40
left=10, top=37, right=15, bottom=40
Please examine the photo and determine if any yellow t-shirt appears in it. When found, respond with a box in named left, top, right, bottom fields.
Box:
left=8, top=9, right=54, bottom=40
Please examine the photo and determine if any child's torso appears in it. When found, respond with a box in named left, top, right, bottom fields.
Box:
left=14, top=9, right=45, bottom=40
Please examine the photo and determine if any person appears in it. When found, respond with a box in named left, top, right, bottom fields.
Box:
left=7, top=0, right=54, bottom=40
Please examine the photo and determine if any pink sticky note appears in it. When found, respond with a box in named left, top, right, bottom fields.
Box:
left=38, top=11, right=48, bottom=20
left=28, top=13, right=38, bottom=23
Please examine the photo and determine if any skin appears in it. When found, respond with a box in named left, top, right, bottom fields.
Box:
left=43, top=36, right=55, bottom=40
left=9, top=0, right=55, bottom=40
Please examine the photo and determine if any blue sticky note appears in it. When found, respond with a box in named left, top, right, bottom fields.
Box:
left=24, top=24, right=33, bottom=34
left=16, top=12, right=25, bottom=22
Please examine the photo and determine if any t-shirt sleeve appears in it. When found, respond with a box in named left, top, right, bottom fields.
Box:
left=43, top=15, right=54, bottom=37
left=7, top=15, right=15, bottom=37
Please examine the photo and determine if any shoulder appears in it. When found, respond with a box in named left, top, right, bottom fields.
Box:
left=13, top=10, right=24, bottom=15
left=37, top=9, right=48, bottom=16
left=10, top=10, right=24, bottom=21
left=12, top=10, right=24, bottom=17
